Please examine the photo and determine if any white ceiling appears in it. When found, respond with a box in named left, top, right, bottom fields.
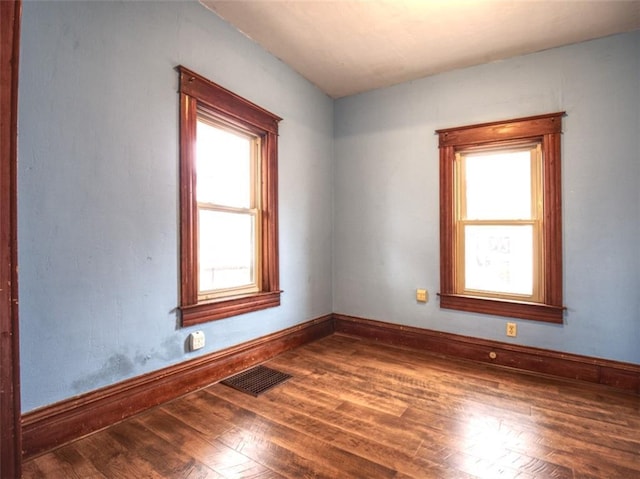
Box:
left=202, top=0, right=640, bottom=98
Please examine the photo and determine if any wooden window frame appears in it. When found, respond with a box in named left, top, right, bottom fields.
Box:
left=178, top=66, right=281, bottom=326
left=437, top=112, right=565, bottom=323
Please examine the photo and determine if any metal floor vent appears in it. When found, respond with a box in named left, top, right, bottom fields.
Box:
left=221, top=365, right=292, bottom=397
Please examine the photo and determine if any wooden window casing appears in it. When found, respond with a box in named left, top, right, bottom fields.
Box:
left=437, top=112, right=565, bottom=323
left=178, top=66, right=281, bottom=326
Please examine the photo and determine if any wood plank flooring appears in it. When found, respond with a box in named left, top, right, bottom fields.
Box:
left=23, top=334, right=640, bottom=478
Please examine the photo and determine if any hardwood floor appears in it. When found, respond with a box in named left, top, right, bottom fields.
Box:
left=23, top=334, right=640, bottom=478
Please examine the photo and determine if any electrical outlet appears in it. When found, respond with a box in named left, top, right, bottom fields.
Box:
left=506, top=322, right=517, bottom=337
left=416, top=289, right=428, bottom=303
left=189, top=331, right=205, bottom=351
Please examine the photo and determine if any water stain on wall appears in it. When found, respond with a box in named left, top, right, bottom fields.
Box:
left=132, top=335, right=183, bottom=367
left=71, top=353, right=134, bottom=393
left=160, top=335, right=184, bottom=360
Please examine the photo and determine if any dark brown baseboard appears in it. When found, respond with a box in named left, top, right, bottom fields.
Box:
left=22, top=312, right=640, bottom=460
left=333, top=313, right=640, bottom=394
left=22, top=314, right=334, bottom=459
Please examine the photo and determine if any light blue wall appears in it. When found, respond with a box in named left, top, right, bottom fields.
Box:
left=18, top=1, right=334, bottom=412
left=18, top=2, right=639, bottom=413
left=334, top=31, right=640, bottom=364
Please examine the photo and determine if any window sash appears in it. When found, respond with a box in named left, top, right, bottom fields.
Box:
left=454, top=144, right=543, bottom=302
left=456, top=221, right=540, bottom=300
left=197, top=207, right=262, bottom=299
left=196, top=113, right=259, bottom=209
left=459, top=145, right=537, bottom=221
left=194, top=115, right=262, bottom=300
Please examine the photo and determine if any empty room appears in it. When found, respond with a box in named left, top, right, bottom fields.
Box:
left=2, top=0, right=639, bottom=477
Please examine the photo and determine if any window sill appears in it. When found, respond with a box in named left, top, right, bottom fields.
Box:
left=181, top=290, right=282, bottom=326
left=439, top=293, right=564, bottom=323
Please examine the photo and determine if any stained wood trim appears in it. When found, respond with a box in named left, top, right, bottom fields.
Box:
left=333, top=314, right=640, bottom=394
left=179, top=93, right=198, bottom=308
left=0, top=1, right=22, bottom=477
left=438, top=294, right=564, bottom=323
left=181, top=290, right=282, bottom=326
left=22, top=315, right=334, bottom=459
left=178, top=66, right=282, bottom=325
left=437, top=112, right=565, bottom=323
left=436, top=112, right=564, bottom=147
left=263, top=130, right=280, bottom=293
left=21, top=312, right=640, bottom=460
left=543, top=132, right=563, bottom=306
left=439, top=145, right=455, bottom=295
left=177, top=66, right=281, bottom=134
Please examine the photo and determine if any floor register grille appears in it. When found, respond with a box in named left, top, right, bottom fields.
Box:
left=221, top=365, right=292, bottom=397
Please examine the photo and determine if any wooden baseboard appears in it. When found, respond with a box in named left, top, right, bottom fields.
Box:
left=22, top=312, right=640, bottom=459
left=333, top=313, right=640, bottom=394
left=22, top=314, right=334, bottom=459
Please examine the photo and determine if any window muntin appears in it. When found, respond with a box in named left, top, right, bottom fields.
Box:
left=178, top=66, right=281, bottom=326
left=437, top=113, right=564, bottom=323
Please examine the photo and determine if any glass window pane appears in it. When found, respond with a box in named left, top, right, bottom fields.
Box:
left=465, top=150, right=532, bottom=220
left=464, top=225, right=533, bottom=296
left=198, top=210, right=255, bottom=292
left=196, top=119, right=252, bottom=208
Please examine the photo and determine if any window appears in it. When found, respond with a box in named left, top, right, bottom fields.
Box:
left=437, top=113, right=564, bottom=323
left=178, top=66, right=281, bottom=326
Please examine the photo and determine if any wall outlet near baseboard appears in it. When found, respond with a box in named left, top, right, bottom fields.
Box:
left=506, top=322, right=517, bottom=337
left=189, top=331, right=205, bottom=350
